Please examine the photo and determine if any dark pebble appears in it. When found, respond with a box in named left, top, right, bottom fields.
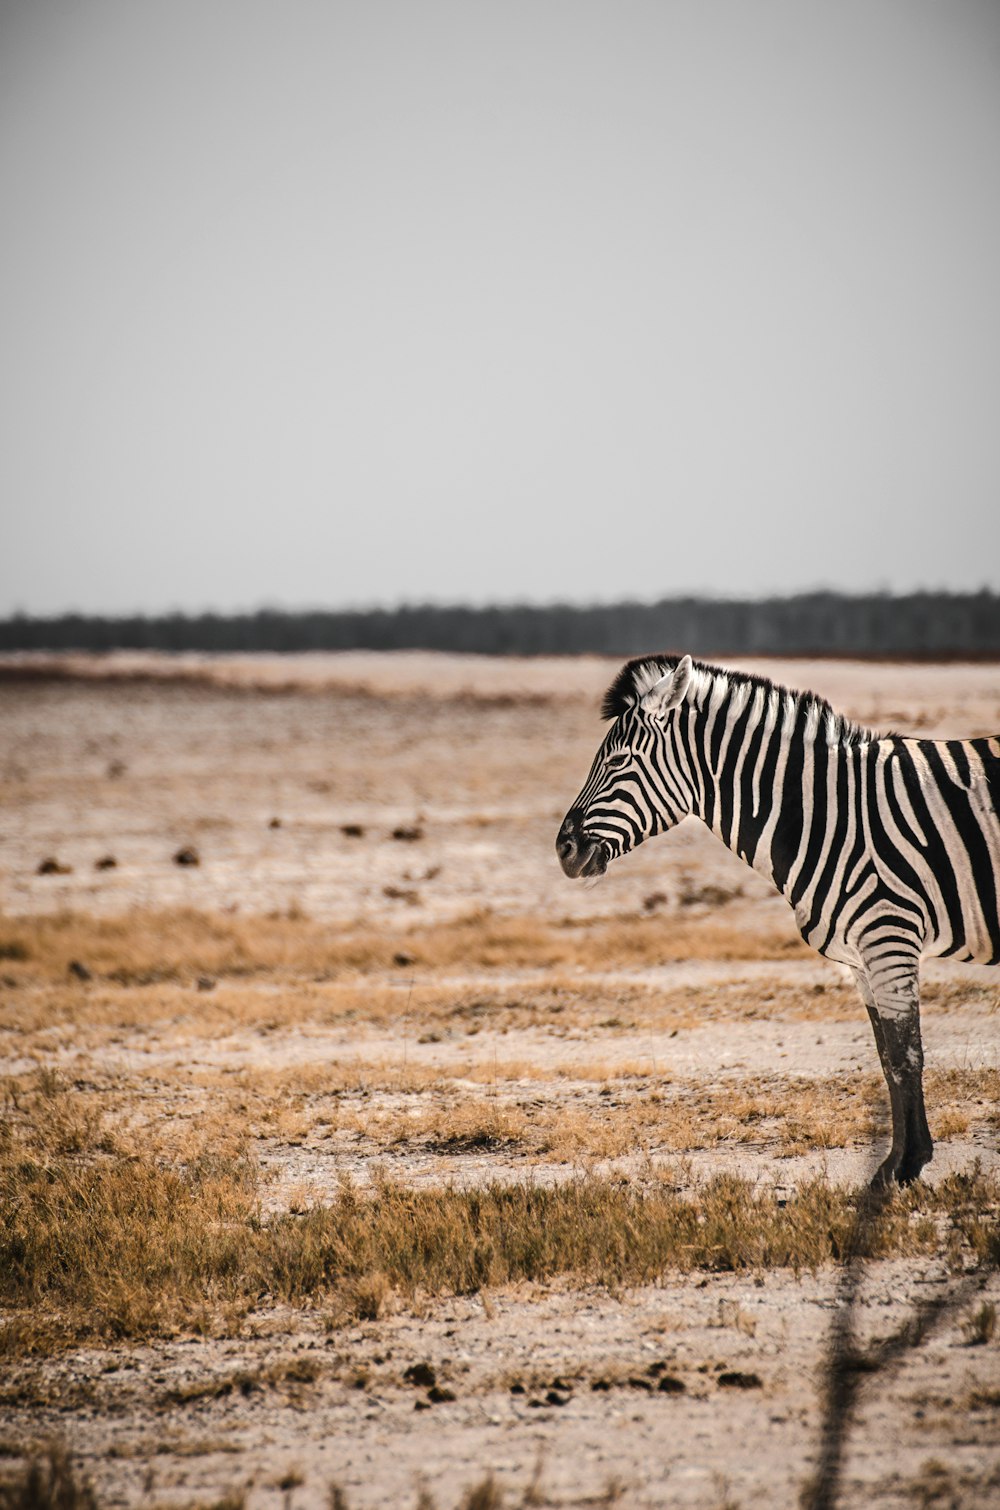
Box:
left=173, top=846, right=200, bottom=867
left=718, top=1371, right=762, bottom=1389
left=68, top=960, right=92, bottom=982
left=403, top=1362, right=436, bottom=1388
left=37, top=857, right=71, bottom=876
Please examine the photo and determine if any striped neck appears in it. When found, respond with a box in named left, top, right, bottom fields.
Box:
left=679, top=664, right=872, bottom=891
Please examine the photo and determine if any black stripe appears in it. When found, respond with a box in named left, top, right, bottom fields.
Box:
left=770, top=701, right=807, bottom=893
left=802, top=742, right=853, bottom=937
left=735, top=703, right=770, bottom=862
left=878, top=750, right=939, bottom=940
left=789, top=731, right=829, bottom=909
left=696, top=711, right=718, bottom=831
left=896, top=745, right=966, bottom=953
left=718, top=696, right=757, bottom=850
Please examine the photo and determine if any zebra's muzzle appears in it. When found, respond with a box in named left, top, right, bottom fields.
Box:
left=556, top=811, right=609, bottom=879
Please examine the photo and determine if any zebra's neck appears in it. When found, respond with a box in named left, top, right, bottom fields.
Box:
left=678, top=666, right=871, bottom=900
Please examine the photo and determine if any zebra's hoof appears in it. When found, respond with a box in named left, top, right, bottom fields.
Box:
left=896, top=1142, right=933, bottom=1186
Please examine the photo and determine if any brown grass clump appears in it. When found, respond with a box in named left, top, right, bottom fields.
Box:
left=961, top=1301, right=996, bottom=1346
left=0, top=905, right=808, bottom=989
left=329, top=1068, right=1000, bottom=1164
left=5, top=1057, right=996, bottom=1200
left=895, top=1457, right=1000, bottom=1510
left=0, top=973, right=845, bottom=1045
left=0, top=1445, right=97, bottom=1510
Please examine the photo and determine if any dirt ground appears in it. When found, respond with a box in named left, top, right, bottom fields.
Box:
left=1, top=653, right=999, bottom=1509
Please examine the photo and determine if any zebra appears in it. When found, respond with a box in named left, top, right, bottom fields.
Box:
left=556, top=654, right=1000, bottom=1187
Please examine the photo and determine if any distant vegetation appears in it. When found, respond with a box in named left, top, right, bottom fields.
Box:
left=2, top=590, right=999, bottom=657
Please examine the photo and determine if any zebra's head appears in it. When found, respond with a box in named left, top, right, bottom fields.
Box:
left=556, top=654, right=694, bottom=879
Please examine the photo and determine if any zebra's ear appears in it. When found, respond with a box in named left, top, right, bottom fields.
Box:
left=640, top=655, right=693, bottom=721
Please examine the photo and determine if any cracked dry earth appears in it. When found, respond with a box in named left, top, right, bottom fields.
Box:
left=1, top=653, right=999, bottom=1509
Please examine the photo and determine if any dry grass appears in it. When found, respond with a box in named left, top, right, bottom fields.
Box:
left=0, top=974, right=861, bottom=1046
left=3, top=912, right=994, bottom=1054
left=0, top=1446, right=97, bottom=1510
left=5, top=1053, right=997, bottom=1194
left=0, top=905, right=810, bottom=991
left=0, top=1449, right=547, bottom=1510
left=340, top=1067, right=1000, bottom=1162
left=893, top=1456, right=1000, bottom=1510
left=2, top=1068, right=998, bottom=1353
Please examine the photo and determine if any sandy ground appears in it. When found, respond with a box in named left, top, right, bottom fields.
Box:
left=1, top=654, right=999, bottom=1509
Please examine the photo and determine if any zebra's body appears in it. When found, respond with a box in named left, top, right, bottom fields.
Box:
left=557, top=654, right=1000, bottom=1185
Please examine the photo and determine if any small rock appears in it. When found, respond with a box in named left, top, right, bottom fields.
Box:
left=173, top=846, right=200, bottom=867
left=196, top=976, right=216, bottom=992
left=657, top=1375, right=686, bottom=1394
left=391, top=825, right=423, bottom=842
left=94, top=855, right=118, bottom=871
left=403, top=1362, right=436, bottom=1388
left=509, top=1382, right=526, bottom=1395
left=383, top=885, right=419, bottom=904
left=68, top=960, right=92, bottom=982
left=718, top=1371, right=762, bottom=1390
left=545, top=1390, right=569, bottom=1407
left=414, top=1399, right=431, bottom=1412
left=37, top=857, right=72, bottom=876
left=427, top=1385, right=456, bottom=1404
left=341, top=824, right=364, bottom=838
left=591, top=1379, right=612, bottom=1392
left=268, top=817, right=282, bottom=829
left=393, top=951, right=417, bottom=967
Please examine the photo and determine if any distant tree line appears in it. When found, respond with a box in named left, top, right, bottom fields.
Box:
left=2, top=591, right=999, bottom=658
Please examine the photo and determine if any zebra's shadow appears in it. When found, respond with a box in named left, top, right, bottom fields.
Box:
left=803, top=1103, right=995, bottom=1510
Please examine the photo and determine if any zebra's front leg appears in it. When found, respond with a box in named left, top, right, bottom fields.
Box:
left=850, top=960, right=932, bottom=1188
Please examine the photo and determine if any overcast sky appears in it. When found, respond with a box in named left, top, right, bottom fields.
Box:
left=1, top=1, right=999, bottom=616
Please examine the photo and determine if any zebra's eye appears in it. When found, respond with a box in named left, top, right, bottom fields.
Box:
left=606, top=751, right=631, bottom=772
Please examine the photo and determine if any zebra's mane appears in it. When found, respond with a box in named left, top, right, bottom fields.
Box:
left=601, top=655, right=872, bottom=746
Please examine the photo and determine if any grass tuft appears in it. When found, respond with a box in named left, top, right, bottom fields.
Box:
left=0, top=1446, right=97, bottom=1510
left=460, top=1477, right=504, bottom=1510
left=2, top=1115, right=997, bottom=1353
left=0, top=905, right=808, bottom=990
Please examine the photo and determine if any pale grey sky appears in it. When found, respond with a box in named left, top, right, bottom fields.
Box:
left=1, top=0, right=998, bottom=616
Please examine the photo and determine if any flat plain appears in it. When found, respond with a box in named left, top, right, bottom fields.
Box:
left=1, top=652, right=999, bottom=1510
